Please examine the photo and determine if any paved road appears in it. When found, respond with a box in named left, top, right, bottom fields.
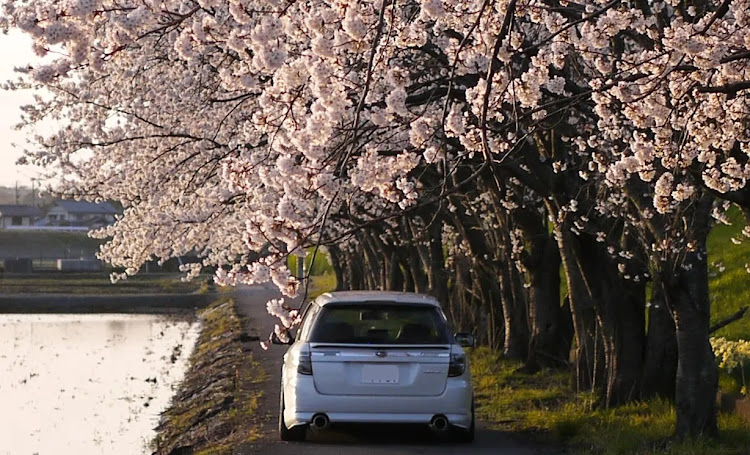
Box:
left=231, top=285, right=561, bottom=455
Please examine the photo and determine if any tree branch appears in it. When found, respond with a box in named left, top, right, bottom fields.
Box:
left=709, top=306, right=748, bottom=334
left=698, top=0, right=732, bottom=35
left=697, top=81, right=750, bottom=97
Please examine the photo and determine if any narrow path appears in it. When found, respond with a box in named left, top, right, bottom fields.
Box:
left=231, top=285, right=562, bottom=455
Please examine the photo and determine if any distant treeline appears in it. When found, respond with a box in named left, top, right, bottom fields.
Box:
left=0, top=184, right=55, bottom=207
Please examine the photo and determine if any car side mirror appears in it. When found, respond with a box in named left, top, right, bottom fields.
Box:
left=454, top=332, right=475, bottom=348
left=271, top=330, right=294, bottom=345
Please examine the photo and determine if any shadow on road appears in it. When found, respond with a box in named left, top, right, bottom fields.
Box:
left=301, top=422, right=524, bottom=447
left=251, top=423, right=560, bottom=455
left=231, top=286, right=562, bottom=455
left=241, top=424, right=557, bottom=455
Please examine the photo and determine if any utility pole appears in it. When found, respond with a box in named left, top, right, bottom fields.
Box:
left=31, top=178, right=36, bottom=208
left=15, top=181, right=19, bottom=204
left=297, top=255, right=304, bottom=280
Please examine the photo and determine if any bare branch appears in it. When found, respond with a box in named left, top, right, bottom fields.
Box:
left=697, top=81, right=750, bottom=95
left=710, top=307, right=748, bottom=334
left=698, top=0, right=733, bottom=35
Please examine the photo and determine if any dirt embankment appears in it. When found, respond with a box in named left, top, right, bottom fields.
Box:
left=151, top=298, right=266, bottom=455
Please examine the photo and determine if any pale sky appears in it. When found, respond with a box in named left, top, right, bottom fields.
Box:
left=0, top=30, right=46, bottom=188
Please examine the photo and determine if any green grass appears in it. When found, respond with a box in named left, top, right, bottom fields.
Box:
left=708, top=208, right=750, bottom=341
left=472, top=208, right=750, bottom=454
left=287, top=247, right=335, bottom=277
left=306, top=273, right=337, bottom=300
left=471, top=348, right=750, bottom=455
left=289, top=248, right=336, bottom=301
left=470, top=209, right=750, bottom=454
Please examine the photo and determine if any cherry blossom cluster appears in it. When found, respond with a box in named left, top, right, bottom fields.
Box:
left=2, top=0, right=750, bottom=334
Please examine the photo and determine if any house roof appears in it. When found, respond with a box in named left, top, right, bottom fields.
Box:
left=54, top=200, right=118, bottom=215
left=0, top=204, right=43, bottom=218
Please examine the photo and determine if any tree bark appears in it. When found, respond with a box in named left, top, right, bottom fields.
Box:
left=359, top=230, right=383, bottom=289
left=426, top=215, right=450, bottom=307
left=346, top=245, right=366, bottom=290
left=451, top=255, right=476, bottom=338
left=327, top=245, right=347, bottom=291
left=668, top=253, right=718, bottom=439
left=641, top=281, right=678, bottom=400
left=524, top=234, right=569, bottom=371
left=475, top=266, right=505, bottom=352
left=501, top=259, right=528, bottom=359
left=556, top=218, right=646, bottom=406
left=662, top=195, right=718, bottom=439
left=602, top=263, right=645, bottom=406
left=557, top=228, right=602, bottom=393
left=405, top=218, right=430, bottom=293
left=513, top=204, right=569, bottom=372
left=446, top=195, right=518, bottom=352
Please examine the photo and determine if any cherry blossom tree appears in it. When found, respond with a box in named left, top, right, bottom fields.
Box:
left=3, top=0, right=750, bottom=439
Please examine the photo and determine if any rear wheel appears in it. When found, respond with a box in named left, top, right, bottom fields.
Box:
left=279, top=386, right=306, bottom=441
left=453, top=400, right=475, bottom=443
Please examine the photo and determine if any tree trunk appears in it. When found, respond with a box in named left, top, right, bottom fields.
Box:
left=641, top=282, right=677, bottom=400
left=557, top=228, right=602, bottom=393
left=447, top=199, right=515, bottom=351
left=405, top=218, right=429, bottom=293
left=597, top=262, right=645, bottom=406
left=667, top=252, right=718, bottom=438
left=473, top=266, right=505, bottom=352
left=451, top=255, right=476, bottom=338
left=359, top=231, right=382, bottom=289
left=426, top=216, right=450, bottom=306
left=557, top=221, right=646, bottom=406
left=327, top=245, right=347, bottom=291
left=368, top=229, right=403, bottom=291
left=387, top=250, right=404, bottom=291
left=524, top=234, right=568, bottom=371
left=346, top=246, right=365, bottom=290
left=657, top=194, right=718, bottom=439
left=501, top=259, right=528, bottom=359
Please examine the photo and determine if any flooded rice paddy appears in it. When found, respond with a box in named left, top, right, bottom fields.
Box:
left=0, top=313, right=201, bottom=455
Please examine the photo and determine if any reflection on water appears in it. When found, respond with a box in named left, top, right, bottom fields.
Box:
left=0, top=313, right=201, bottom=455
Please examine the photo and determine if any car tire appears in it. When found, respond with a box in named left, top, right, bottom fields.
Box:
left=279, top=386, right=306, bottom=442
left=453, top=400, right=475, bottom=443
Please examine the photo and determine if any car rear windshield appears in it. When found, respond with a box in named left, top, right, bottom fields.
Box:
left=309, top=303, right=450, bottom=344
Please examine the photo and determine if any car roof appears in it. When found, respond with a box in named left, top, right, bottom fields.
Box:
left=313, top=291, right=441, bottom=307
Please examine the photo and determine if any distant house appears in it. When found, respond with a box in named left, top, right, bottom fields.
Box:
left=0, top=204, right=43, bottom=229
left=44, top=200, right=119, bottom=228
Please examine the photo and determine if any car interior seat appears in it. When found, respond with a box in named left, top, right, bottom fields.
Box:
left=396, top=323, right=432, bottom=344
left=315, top=321, right=355, bottom=343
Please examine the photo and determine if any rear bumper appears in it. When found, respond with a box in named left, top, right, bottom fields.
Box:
left=283, top=375, right=472, bottom=429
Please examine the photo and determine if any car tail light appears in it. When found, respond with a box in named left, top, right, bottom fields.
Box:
left=448, top=352, right=466, bottom=377
left=297, top=349, right=313, bottom=375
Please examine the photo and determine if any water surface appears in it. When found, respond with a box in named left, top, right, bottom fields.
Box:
left=0, top=313, right=200, bottom=455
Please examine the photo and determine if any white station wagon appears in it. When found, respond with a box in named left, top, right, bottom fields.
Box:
left=274, top=291, right=475, bottom=442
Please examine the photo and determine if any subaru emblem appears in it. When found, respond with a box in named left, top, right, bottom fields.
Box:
left=375, top=350, right=387, bottom=358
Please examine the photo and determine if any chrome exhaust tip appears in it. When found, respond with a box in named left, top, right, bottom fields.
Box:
left=310, top=413, right=330, bottom=431
left=429, top=414, right=449, bottom=432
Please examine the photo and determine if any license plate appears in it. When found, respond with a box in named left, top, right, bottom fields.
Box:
left=361, top=364, right=399, bottom=384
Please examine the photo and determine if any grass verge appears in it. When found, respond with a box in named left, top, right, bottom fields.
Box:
left=152, top=298, right=266, bottom=455
left=708, top=207, right=750, bottom=341
left=471, top=347, right=750, bottom=455
left=305, top=273, right=337, bottom=300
